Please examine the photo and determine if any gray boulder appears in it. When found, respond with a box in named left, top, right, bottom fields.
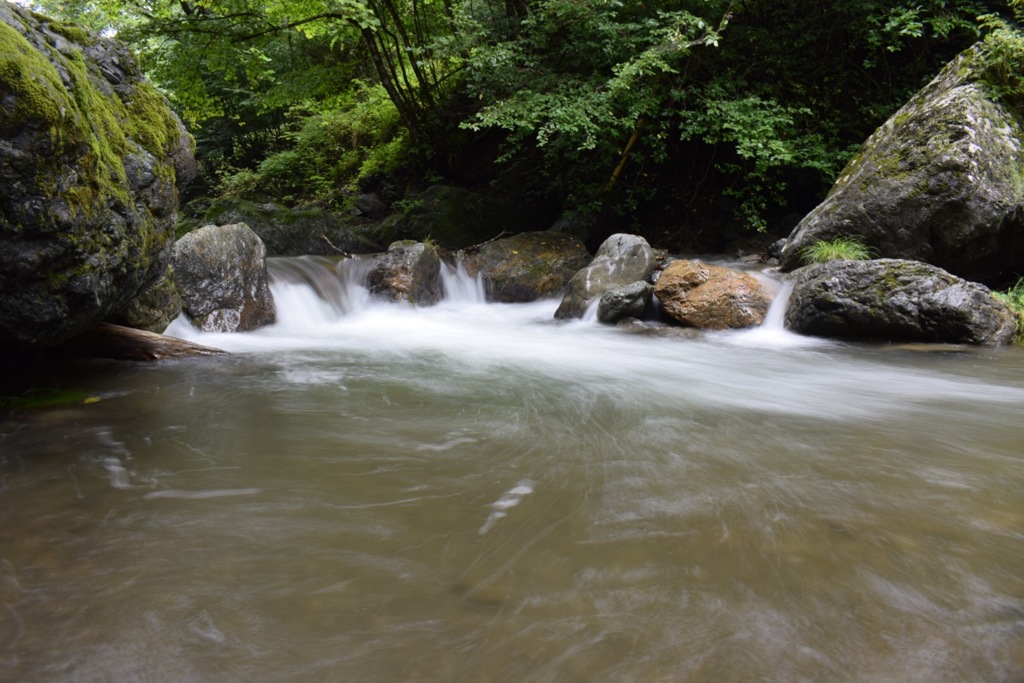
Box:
left=779, top=45, right=1024, bottom=286
left=460, top=232, right=591, bottom=302
left=784, top=259, right=1016, bottom=345
left=654, top=260, right=772, bottom=330
left=0, top=5, right=195, bottom=347
left=554, top=234, right=656, bottom=319
left=597, top=282, right=653, bottom=324
left=173, top=223, right=276, bottom=332
left=366, top=241, right=443, bottom=305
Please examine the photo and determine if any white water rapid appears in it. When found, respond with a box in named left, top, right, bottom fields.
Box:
left=4, top=255, right=1024, bottom=682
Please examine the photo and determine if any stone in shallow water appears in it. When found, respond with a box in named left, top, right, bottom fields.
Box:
left=460, top=231, right=591, bottom=303
left=597, top=281, right=653, bottom=324
left=365, top=240, right=443, bottom=305
left=654, top=260, right=772, bottom=330
left=784, top=258, right=1016, bottom=345
left=554, top=233, right=655, bottom=319
left=173, top=223, right=276, bottom=332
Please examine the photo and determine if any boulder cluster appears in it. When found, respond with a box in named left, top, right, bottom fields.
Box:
left=1, top=8, right=1021, bottom=353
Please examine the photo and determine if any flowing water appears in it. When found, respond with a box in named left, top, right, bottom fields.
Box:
left=2, top=256, right=1023, bottom=682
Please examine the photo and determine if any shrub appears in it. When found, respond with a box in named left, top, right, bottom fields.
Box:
left=800, top=236, right=875, bottom=263
left=993, top=276, right=1024, bottom=338
left=215, top=83, right=410, bottom=207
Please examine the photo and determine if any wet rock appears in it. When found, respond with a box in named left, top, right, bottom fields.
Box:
left=104, top=264, right=181, bottom=333
left=353, top=193, right=389, bottom=219
left=784, top=259, right=1016, bottom=345
left=597, top=281, right=653, bottom=324
left=173, top=223, right=276, bottom=332
left=654, top=260, right=772, bottom=330
left=460, top=232, right=591, bottom=302
left=779, top=45, right=1024, bottom=287
left=0, top=4, right=195, bottom=348
left=366, top=241, right=443, bottom=305
left=554, top=234, right=656, bottom=319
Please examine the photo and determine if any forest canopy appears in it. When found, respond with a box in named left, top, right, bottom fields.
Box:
left=19, top=0, right=1022, bottom=244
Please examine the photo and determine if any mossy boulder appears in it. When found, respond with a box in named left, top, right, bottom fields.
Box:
left=105, top=264, right=181, bottom=333
left=0, top=3, right=195, bottom=347
left=779, top=44, right=1024, bottom=287
left=785, top=259, right=1016, bottom=345
left=459, top=231, right=591, bottom=303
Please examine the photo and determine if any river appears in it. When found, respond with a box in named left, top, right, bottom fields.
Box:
left=1, top=256, right=1022, bottom=681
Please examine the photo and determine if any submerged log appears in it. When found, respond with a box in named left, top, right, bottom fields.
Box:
left=53, top=323, right=227, bottom=362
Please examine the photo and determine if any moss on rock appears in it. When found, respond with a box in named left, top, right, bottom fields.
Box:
left=779, top=44, right=1024, bottom=287
left=785, top=259, right=1017, bottom=345
left=0, top=3, right=196, bottom=347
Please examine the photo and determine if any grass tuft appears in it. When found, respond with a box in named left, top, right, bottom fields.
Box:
left=993, top=276, right=1024, bottom=338
left=800, top=236, right=875, bottom=264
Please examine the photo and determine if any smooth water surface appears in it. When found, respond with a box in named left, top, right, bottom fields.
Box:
left=1, top=257, right=1023, bottom=682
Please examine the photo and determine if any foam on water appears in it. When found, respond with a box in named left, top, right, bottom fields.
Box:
left=715, top=279, right=826, bottom=349
left=165, top=257, right=1024, bottom=423
left=440, top=260, right=486, bottom=304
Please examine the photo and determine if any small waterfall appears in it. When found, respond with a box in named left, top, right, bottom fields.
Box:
left=441, top=261, right=486, bottom=304
left=719, top=276, right=824, bottom=347
left=267, top=256, right=373, bottom=324
left=263, top=256, right=486, bottom=329
left=761, top=279, right=794, bottom=332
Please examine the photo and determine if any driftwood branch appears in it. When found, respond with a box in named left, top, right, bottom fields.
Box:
left=54, top=323, right=227, bottom=362
left=321, top=233, right=353, bottom=257
left=458, top=230, right=510, bottom=256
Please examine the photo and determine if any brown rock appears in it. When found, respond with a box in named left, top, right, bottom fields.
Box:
left=654, top=260, right=772, bottom=329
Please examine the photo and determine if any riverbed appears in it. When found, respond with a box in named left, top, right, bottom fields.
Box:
left=1, top=257, right=1022, bottom=681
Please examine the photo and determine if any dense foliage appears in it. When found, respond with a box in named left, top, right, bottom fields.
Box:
left=21, top=0, right=1020, bottom=245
